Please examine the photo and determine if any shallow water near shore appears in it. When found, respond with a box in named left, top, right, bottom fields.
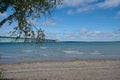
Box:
left=0, top=42, right=120, bottom=64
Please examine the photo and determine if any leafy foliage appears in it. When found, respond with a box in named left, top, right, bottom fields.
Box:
left=0, top=0, right=62, bottom=42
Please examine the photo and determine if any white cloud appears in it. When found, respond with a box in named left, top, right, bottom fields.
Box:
left=94, top=31, right=101, bottom=34
left=63, top=0, right=98, bottom=7
left=45, top=28, right=120, bottom=41
left=45, top=31, right=62, bottom=39
left=42, top=18, right=56, bottom=26
left=64, top=0, right=98, bottom=15
left=39, top=28, right=120, bottom=41
left=67, top=5, right=96, bottom=15
left=28, top=18, right=57, bottom=27
left=65, top=0, right=120, bottom=15
left=67, top=10, right=74, bottom=15
left=88, top=31, right=101, bottom=37
left=77, top=5, right=95, bottom=13
left=98, top=0, right=120, bottom=8
left=80, top=28, right=89, bottom=34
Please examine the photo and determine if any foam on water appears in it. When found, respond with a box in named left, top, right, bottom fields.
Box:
left=41, top=54, right=48, bottom=56
left=90, top=51, right=101, bottom=55
left=1, top=56, right=14, bottom=58
left=63, top=50, right=78, bottom=54
left=22, top=50, right=34, bottom=53
left=40, top=47, right=47, bottom=49
left=63, top=50, right=84, bottom=55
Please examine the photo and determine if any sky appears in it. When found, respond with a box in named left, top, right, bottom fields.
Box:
left=0, top=0, right=120, bottom=41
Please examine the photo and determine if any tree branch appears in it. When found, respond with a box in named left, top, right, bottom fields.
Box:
left=0, top=12, right=17, bottom=27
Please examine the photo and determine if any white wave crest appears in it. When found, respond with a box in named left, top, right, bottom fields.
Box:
left=1, top=56, right=15, bottom=58
left=90, top=51, right=101, bottom=55
left=22, top=50, right=34, bottom=53
left=63, top=50, right=84, bottom=54
left=41, top=54, right=48, bottom=56
left=40, top=47, right=47, bottom=49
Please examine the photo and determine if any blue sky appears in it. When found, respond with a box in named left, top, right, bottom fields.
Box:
left=0, top=0, right=120, bottom=41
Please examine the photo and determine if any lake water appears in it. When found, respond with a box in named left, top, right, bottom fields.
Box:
left=0, top=42, right=120, bottom=64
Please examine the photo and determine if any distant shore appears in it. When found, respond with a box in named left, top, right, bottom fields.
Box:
left=1, top=59, right=120, bottom=80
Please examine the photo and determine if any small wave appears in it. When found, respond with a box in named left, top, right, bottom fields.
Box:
left=22, top=50, right=34, bottom=53
left=1, top=56, right=15, bottom=58
left=90, top=51, right=101, bottom=55
left=63, top=50, right=84, bottom=54
left=41, top=54, right=48, bottom=56
left=75, top=52, right=84, bottom=54
left=40, top=47, right=47, bottom=49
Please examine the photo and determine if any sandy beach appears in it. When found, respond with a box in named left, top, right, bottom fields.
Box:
left=0, top=59, right=120, bottom=80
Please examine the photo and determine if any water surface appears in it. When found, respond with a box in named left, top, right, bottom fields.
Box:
left=0, top=42, right=120, bottom=64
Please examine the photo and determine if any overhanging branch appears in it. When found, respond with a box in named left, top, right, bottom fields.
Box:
left=0, top=12, right=17, bottom=27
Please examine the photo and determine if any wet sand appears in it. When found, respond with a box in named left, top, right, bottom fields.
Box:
left=0, top=59, right=120, bottom=80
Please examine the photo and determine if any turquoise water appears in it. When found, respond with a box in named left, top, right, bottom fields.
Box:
left=0, top=42, right=120, bottom=64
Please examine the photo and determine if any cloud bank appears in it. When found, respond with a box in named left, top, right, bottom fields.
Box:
left=45, top=28, right=120, bottom=41
left=61, top=0, right=120, bottom=15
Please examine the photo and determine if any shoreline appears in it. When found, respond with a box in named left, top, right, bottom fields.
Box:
left=1, top=59, right=120, bottom=80
left=1, top=58, right=120, bottom=65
